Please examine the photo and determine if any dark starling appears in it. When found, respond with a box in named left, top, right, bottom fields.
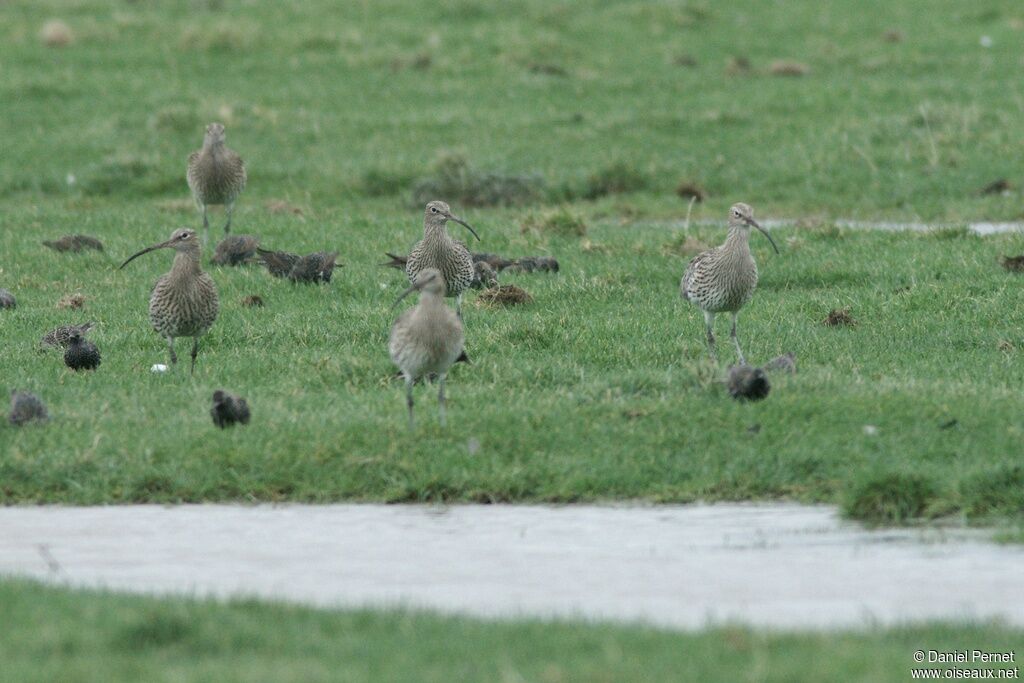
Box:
left=257, top=247, right=300, bottom=278
left=63, top=331, right=101, bottom=371
left=211, top=389, right=251, bottom=428
left=506, top=256, right=561, bottom=274
left=472, top=252, right=515, bottom=271
left=471, top=260, right=499, bottom=289
left=727, top=365, right=770, bottom=402
left=211, top=235, right=260, bottom=266
left=8, top=391, right=48, bottom=426
left=41, top=321, right=95, bottom=349
left=42, top=234, right=104, bottom=253
left=289, top=251, right=341, bottom=284
left=0, top=288, right=15, bottom=309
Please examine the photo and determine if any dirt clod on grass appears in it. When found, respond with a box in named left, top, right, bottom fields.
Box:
left=241, top=295, right=265, bottom=308
left=998, top=339, right=1015, bottom=353
left=883, top=29, right=904, bottom=43
left=1000, top=256, right=1024, bottom=273
left=727, top=365, right=770, bottom=402
left=726, top=55, right=751, bottom=75
left=769, top=60, right=811, bottom=76
left=477, top=285, right=532, bottom=306
left=675, top=181, right=705, bottom=202
left=979, top=179, right=1011, bottom=196
left=824, top=308, right=857, bottom=327
left=57, top=293, right=86, bottom=310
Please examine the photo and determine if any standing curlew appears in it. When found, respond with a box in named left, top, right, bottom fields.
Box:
left=187, top=122, right=247, bottom=241
left=389, top=268, right=465, bottom=428
left=681, top=203, right=778, bottom=365
left=120, top=228, right=219, bottom=374
left=405, top=201, right=480, bottom=318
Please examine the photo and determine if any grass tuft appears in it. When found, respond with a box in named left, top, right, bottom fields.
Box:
left=842, top=472, right=939, bottom=525
left=411, top=150, right=543, bottom=207
left=581, top=162, right=649, bottom=200
left=520, top=207, right=587, bottom=237
left=960, top=466, right=1024, bottom=520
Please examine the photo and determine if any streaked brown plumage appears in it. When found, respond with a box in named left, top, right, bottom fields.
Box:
left=405, top=201, right=480, bottom=318
left=288, top=251, right=340, bottom=284
left=211, top=235, right=259, bottom=266
left=389, top=268, right=465, bottom=428
left=471, top=260, right=498, bottom=289
left=120, top=228, right=219, bottom=374
left=42, top=234, right=104, bottom=253
left=681, top=202, right=778, bottom=364
left=257, top=247, right=299, bottom=278
left=41, top=321, right=95, bottom=348
left=187, top=122, right=247, bottom=240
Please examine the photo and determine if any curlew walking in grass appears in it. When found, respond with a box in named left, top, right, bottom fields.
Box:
left=405, top=201, right=480, bottom=318
left=120, top=228, right=219, bottom=374
left=389, top=268, right=465, bottom=429
left=681, top=203, right=778, bottom=365
left=187, top=123, right=247, bottom=241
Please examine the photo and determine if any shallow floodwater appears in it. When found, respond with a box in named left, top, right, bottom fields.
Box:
left=1, top=504, right=1022, bottom=630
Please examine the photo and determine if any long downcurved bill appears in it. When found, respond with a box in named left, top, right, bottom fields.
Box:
left=448, top=214, right=481, bottom=242
left=119, top=241, right=171, bottom=269
left=748, top=219, right=779, bottom=254
left=390, top=283, right=418, bottom=312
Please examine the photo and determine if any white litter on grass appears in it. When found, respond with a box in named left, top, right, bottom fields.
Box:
left=150, top=364, right=168, bottom=373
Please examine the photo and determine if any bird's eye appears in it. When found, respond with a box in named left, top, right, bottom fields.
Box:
left=430, top=207, right=438, bottom=213
left=179, top=233, right=188, bottom=240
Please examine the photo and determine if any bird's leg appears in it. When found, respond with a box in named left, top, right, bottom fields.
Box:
left=225, top=202, right=233, bottom=234
left=730, top=312, right=746, bottom=366
left=190, top=337, right=199, bottom=375
left=703, top=311, right=718, bottom=363
left=405, top=376, right=415, bottom=430
left=202, top=205, right=210, bottom=245
left=437, top=374, right=447, bottom=427
left=166, top=336, right=178, bottom=365
left=456, top=293, right=463, bottom=321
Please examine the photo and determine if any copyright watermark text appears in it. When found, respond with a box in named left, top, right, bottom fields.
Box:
left=911, top=650, right=1018, bottom=679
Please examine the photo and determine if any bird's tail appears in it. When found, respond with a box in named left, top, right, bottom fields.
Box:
left=380, top=252, right=407, bottom=269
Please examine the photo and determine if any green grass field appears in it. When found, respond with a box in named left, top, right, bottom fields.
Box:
left=2, top=578, right=1021, bottom=683
left=2, top=0, right=1024, bottom=530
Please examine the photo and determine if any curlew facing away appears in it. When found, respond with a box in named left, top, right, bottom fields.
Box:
left=187, top=122, right=247, bottom=241
left=389, top=268, right=465, bottom=429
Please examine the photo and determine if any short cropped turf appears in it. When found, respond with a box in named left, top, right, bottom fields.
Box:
left=2, top=1, right=1024, bottom=527
left=2, top=579, right=1020, bottom=683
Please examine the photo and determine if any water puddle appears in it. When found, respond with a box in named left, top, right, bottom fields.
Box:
left=1, top=503, right=1021, bottom=630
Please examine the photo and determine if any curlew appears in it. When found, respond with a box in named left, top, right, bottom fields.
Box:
left=120, top=228, right=219, bottom=374
left=389, top=268, right=465, bottom=428
left=405, top=201, right=480, bottom=318
left=187, top=122, right=247, bottom=241
left=681, top=203, right=778, bottom=365
left=64, top=330, right=101, bottom=371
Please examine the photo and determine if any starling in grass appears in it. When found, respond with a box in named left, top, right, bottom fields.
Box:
left=471, top=260, right=498, bottom=289
left=211, top=235, right=259, bottom=266
left=211, top=390, right=251, bottom=428
left=63, top=331, right=101, bottom=371
left=506, top=256, right=560, bottom=274
left=0, top=289, right=15, bottom=309
left=289, top=251, right=341, bottom=284
left=477, top=284, right=532, bottom=306
left=257, top=247, right=300, bottom=278
left=727, top=365, right=770, bottom=402
left=41, top=321, right=95, bottom=349
left=8, top=391, right=48, bottom=426
left=42, top=234, right=104, bottom=253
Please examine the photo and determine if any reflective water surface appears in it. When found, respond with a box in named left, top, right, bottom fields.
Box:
left=1, top=503, right=1022, bottom=629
